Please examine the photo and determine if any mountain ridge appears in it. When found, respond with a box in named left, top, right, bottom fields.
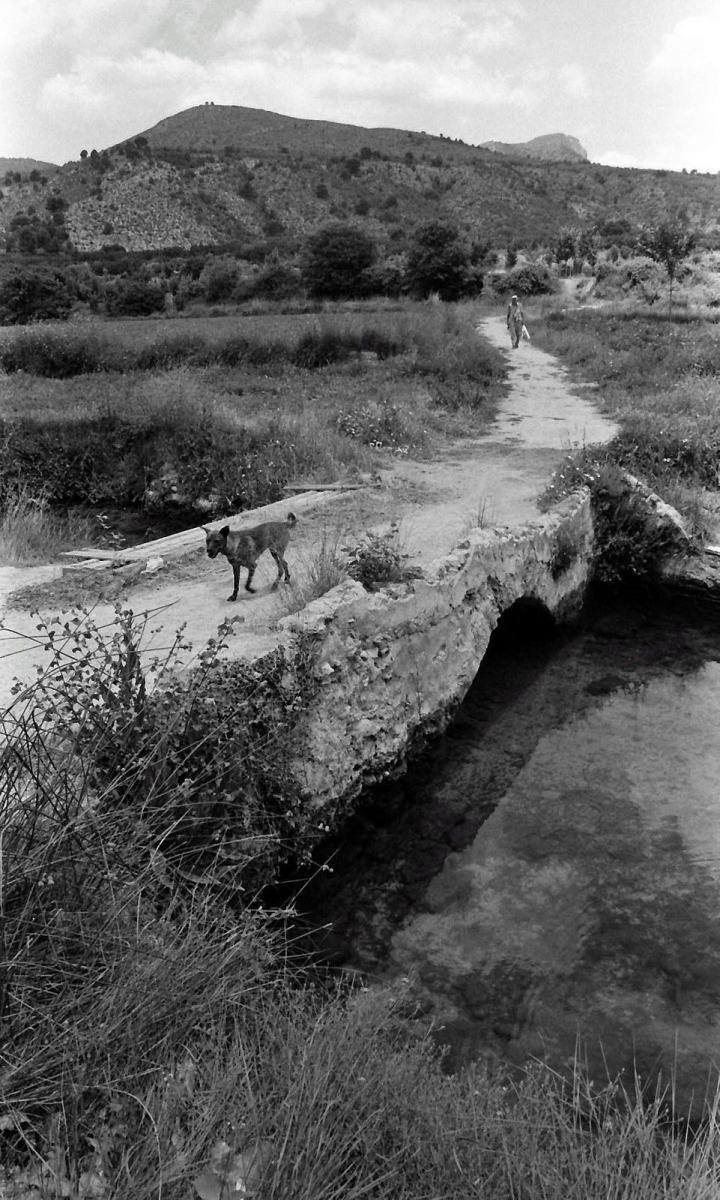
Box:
left=1, top=104, right=717, bottom=257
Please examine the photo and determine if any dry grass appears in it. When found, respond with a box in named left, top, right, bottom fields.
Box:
left=281, top=525, right=350, bottom=613
left=0, top=487, right=100, bottom=565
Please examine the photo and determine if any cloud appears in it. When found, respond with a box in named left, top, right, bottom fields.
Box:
left=647, top=14, right=720, bottom=79
left=348, top=1, right=518, bottom=59
left=595, top=148, right=645, bottom=169
left=41, top=49, right=207, bottom=115
left=558, top=63, right=589, bottom=98
left=5, top=0, right=173, bottom=55
left=214, top=0, right=331, bottom=50
left=0, top=0, right=538, bottom=161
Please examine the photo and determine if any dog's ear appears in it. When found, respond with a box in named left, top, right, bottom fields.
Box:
left=200, top=526, right=210, bottom=534
left=219, top=526, right=230, bottom=539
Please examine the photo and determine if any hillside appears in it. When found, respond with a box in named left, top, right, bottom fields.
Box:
left=480, top=134, right=588, bottom=163
left=1, top=157, right=59, bottom=176
left=0, top=103, right=718, bottom=256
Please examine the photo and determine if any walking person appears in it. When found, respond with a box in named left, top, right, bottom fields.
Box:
left=506, top=294, right=524, bottom=349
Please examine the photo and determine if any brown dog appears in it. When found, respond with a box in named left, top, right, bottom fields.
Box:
left=203, top=513, right=297, bottom=601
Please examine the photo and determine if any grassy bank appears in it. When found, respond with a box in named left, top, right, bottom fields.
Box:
left=530, top=303, right=720, bottom=542
left=3, top=612, right=720, bottom=1199
left=0, top=303, right=506, bottom=563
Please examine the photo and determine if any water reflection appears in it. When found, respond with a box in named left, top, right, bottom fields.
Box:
left=392, top=663, right=720, bottom=1115
left=300, top=589, right=720, bottom=1116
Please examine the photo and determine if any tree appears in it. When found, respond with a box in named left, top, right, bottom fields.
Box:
left=105, top=279, right=165, bottom=317
left=0, top=268, right=75, bottom=324
left=301, top=223, right=376, bottom=299
left=199, top=257, right=239, bottom=304
left=406, top=221, right=479, bottom=301
left=578, top=227, right=598, bottom=268
left=636, top=221, right=695, bottom=315
left=554, top=229, right=577, bottom=273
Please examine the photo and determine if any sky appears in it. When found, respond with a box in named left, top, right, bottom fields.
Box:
left=1, top=0, right=719, bottom=173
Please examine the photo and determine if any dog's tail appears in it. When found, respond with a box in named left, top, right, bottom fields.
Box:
left=286, top=512, right=298, bottom=527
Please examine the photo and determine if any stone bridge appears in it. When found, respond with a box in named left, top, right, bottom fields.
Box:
left=279, top=490, right=593, bottom=809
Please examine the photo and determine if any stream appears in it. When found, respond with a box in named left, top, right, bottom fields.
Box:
left=299, top=585, right=720, bottom=1117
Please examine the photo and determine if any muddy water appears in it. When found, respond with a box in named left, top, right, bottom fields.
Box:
left=302, top=588, right=720, bottom=1115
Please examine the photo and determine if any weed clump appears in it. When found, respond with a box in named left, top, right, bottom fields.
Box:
left=345, top=526, right=420, bottom=589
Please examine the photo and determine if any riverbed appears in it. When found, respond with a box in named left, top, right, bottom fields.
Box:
left=300, top=585, right=720, bottom=1117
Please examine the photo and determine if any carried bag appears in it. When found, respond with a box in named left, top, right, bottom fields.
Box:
left=521, top=324, right=531, bottom=342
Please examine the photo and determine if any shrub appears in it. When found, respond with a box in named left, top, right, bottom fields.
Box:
left=345, top=526, right=420, bottom=588
left=106, top=279, right=166, bottom=317
left=336, top=399, right=421, bottom=450
left=291, top=325, right=361, bottom=368
left=491, top=262, right=555, bottom=296
left=362, top=255, right=407, bottom=298
left=0, top=267, right=75, bottom=324
left=544, top=453, right=687, bottom=582
left=0, top=325, right=121, bottom=377
left=199, top=257, right=240, bottom=303
left=135, top=332, right=211, bottom=370
left=241, top=261, right=303, bottom=301
left=301, top=223, right=377, bottom=299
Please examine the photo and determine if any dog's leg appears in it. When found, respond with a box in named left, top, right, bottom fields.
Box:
left=228, top=563, right=240, bottom=602
left=269, top=550, right=286, bottom=590
left=244, top=563, right=257, bottom=593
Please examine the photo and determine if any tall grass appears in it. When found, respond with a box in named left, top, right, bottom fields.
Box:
left=281, top=526, right=350, bottom=612
left=0, top=305, right=503, bottom=383
left=0, top=487, right=99, bottom=564
left=3, top=612, right=720, bottom=1197
left=531, top=304, right=720, bottom=532
left=0, top=305, right=506, bottom=548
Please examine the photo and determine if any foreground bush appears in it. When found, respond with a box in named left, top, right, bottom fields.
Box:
left=3, top=613, right=720, bottom=1197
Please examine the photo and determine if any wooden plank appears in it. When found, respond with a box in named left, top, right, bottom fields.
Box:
left=62, top=559, right=114, bottom=572
left=282, top=483, right=374, bottom=493
left=61, top=548, right=120, bottom=560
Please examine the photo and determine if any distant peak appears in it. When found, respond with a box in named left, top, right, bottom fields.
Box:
left=479, top=133, right=588, bottom=163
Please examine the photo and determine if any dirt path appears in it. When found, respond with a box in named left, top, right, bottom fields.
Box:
left=371, top=314, right=618, bottom=562
left=0, top=316, right=618, bottom=708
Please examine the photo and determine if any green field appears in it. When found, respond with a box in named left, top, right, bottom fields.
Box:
left=0, top=301, right=507, bottom=563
